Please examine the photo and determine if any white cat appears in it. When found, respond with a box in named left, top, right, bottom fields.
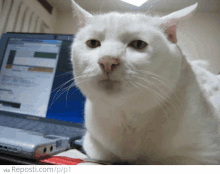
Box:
left=71, top=0, right=220, bottom=164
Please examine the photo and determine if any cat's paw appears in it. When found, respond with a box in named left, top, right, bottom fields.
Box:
left=83, top=132, right=120, bottom=163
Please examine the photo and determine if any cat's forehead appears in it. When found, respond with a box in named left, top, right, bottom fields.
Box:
left=95, top=12, right=153, bottom=23
left=87, top=12, right=160, bottom=32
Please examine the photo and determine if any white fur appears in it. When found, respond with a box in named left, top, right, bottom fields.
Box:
left=71, top=1, right=220, bottom=164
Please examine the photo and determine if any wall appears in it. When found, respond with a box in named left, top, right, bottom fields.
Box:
left=178, top=13, right=220, bottom=73
left=0, top=0, right=57, bottom=36
left=55, top=10, right=78, bottom=34
left=54, top=10, right=220, bottom=74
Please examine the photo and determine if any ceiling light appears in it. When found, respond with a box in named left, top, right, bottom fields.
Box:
left=120, top=0, right=148, bottom=7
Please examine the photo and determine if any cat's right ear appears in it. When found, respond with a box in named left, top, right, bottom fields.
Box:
left=159, top=3, right=198, bottom=43
left=71, top=0, right=93, bottom=28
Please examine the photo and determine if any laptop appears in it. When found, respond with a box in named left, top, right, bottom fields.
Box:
left=0, top=32, right=86, bottom=159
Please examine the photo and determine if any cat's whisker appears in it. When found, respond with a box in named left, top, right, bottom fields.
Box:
left=145, top=5, right=153, bottom=15
left=141, top=71, right=177, bottom=97
left=65, top=74, right=92, bottom=107
left=124, top=80, right=136, bottom=98
left=131, top=81, right=171, bottom=115
left=134, top=69, right=174, bottom=86
left=126, top=62, right=138, bottom=74
left=131, top=75, right=177, bottom=109
left=124, top=64, right=139, bottom=76
left=131, top=75, right=154, bottom=85
left=66, top=82, right=75, bottom=107
left=49, top=85, right=73, bottom=109
left=129, top=81, right=169, bottom=119
left=124, top=64, right=132, bottom=73
left=134, top=81, right=170, bottom=118
left=51, top=75, right=87, bottom=105
left=50, top=78, right=89, bottom=107
left=52, top=79, right=73, bottom=94
left=56, top=83, right=75, bottom=93
left=86, top=64, right=97, bottom=79
left=55, top=71, right=73, bottom=78
left=50, top=81, right=75, bottom=108
left=128, top=80, right=144, bottom=93
left=52, top=74, right=87, bottom=94
left=151, top=77, right=181, bottom=107
left=135, top=81, right=177, bottom=111
left=131, top=75, right=179, bottom=109
left=130, top=68, right=180, bottom=108
left=69, top=78, right=90, bottom=97
left=74, top=74, right=89, bottom=80
left=138, top=69, right=179, bottom=99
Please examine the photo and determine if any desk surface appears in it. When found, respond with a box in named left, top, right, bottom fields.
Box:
left=0, top=152, right=52, bottom=165
left=0, top=149, right=97, bottom=165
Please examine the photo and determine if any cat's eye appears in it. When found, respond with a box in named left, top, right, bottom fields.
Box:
left=86, top=39, right=101, bottom=48
left=129, top=40, right=148, bottom=50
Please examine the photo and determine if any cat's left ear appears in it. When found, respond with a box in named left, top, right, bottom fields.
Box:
left=160, top=3, right=198, bottom=43
left=71, top=0, right=93, bottom=28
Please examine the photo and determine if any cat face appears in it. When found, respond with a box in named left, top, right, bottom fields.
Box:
left=71, top=1, right=197, bottom=105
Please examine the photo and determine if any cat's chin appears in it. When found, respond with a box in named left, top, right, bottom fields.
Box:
left=97, top=79, right=122, bottom=94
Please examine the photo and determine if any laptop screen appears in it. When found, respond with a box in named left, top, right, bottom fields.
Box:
left=0, top=33, right=85, bottom=125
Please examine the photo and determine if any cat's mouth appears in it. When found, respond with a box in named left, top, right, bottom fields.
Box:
left=98, top=79, right=121, bottom=92
left=99, top=79, right=120, bottom=83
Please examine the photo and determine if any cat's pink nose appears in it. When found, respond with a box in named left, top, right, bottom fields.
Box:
left=99, top=57, right=120, bottom=72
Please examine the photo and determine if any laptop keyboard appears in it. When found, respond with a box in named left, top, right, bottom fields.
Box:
left=0, top=115, right=86, bottom=138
